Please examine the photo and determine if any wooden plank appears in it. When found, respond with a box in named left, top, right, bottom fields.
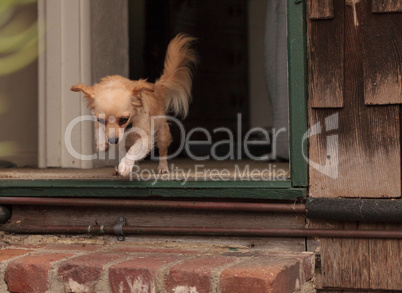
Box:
left=314, top=221, right=370, bottom=289
left=9, top=205, right=306, bottom=251
left=309, top=0, right=401, bottom=198
left=310, top=0, right=334, bottom=19
left=308, top=0, right=344, bottom=108
left=10, top=206, right=306, bottom=229
left=312, top=220, right=344, bottom=289
left=363, top=0, right=402, bottom=104
left=335, top=223, right=370, bottom=289
left=366, top=223, right=402, bottom=290
left=372, top=0, right=402, bottom=13
left=288, top=0, right=308, bottom=187
left=320, top=222, right=402, bottom=290
left=312, top=221, right=402, bottom=290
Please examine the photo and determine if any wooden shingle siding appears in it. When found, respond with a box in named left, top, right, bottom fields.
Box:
left=372, top=0, right=402, bottom=13
left=308, top=0, right=401, bottom=198
left=363, top=0, right=402, bottom=105
left=308, top=0, right=343, bottom=108
left=309, top=0, right=334, bottom=19
left=308, top=0, right=401, bottom=290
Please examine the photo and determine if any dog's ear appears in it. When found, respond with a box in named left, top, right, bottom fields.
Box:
left=71, top=83, right=95, bottom=108
left=131, top=79, right=155, bottom=108
left=71, top=83, right=95, bottom=97
left=131, top=95, right=143, bottom=109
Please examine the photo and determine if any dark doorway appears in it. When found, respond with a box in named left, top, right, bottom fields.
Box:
left=129, top=0, right=272, bottom=159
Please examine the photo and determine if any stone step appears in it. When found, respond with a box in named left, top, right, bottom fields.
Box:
left=0, top=244, right=314, bottom=293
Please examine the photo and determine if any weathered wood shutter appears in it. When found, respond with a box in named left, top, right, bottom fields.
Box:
left=308, top=0, right=402, bottom=198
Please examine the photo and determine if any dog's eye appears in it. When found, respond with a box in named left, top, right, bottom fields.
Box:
left=119, top=117, right=129, bottom=126
left=97, top=118, right=106, bottom=125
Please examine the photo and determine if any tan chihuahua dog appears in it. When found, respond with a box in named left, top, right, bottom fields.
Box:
left=71, top=34, right=197, bottom=176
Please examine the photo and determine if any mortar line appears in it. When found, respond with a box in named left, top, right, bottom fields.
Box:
left=155, top=254, right=199, bottom=293
left=47, top=250, right=100, bottom=293
left=209, top=257, right=253, bottom=293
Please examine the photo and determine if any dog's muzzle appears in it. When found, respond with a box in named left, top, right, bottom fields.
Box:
left=108, top=137, right=119, bottom=144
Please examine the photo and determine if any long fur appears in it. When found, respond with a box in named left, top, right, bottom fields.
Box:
left=71, top=33, right=197, bottom=176
left=155, top=34, right=198, bottom=118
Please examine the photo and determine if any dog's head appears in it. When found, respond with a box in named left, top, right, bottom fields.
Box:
left=71, top=76, right=154, bottom=144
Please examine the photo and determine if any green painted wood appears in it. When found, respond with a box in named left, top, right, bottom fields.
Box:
left=0, top=180, right=291, bottom=189
left=0, top=188, right=152, bottom=197
left=288, top=0, right=308, bottom=187
left=0, top=179, right=300, bottom=199
left=151, top=188, right=305, bottom=200
left=0, top=185, right=304, bottom=200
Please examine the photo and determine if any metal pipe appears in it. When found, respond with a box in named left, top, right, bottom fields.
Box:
left=0, top=205, right=11, bottom=224
left=0, top=197, right=306, bottom=213
left=306, top=198, right=402, bottom=223
left=1, top=224, right=401, bottom=239
left=0, top=197, right=400, bottom=224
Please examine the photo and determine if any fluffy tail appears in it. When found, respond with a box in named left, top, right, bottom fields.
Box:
left=156, top=34, right=198, bottom=118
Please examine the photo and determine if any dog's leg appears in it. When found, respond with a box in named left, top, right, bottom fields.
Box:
left=95, top=122, right=109, bottom=152
left=155, top=122, right=172, bottom=174
left=118, top=135, right=152, bottom=177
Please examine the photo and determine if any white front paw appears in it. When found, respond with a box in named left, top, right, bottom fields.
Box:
left=97, top=141, right=109, bottom=152
left=157, top=162, right=169, bottom=174
left=118, top=157, right=134, bottom=177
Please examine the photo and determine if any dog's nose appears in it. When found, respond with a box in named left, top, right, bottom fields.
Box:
left=108, top=137, right=119, bottom=144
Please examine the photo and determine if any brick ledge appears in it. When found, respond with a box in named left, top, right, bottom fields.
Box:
left=0, top=244, right=314, bottom=293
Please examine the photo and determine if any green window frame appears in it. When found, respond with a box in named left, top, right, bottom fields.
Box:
left=0, top=0, right=307, bottom=201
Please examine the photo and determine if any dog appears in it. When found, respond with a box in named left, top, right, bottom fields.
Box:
left=71, top=34, right=197, bottom=176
